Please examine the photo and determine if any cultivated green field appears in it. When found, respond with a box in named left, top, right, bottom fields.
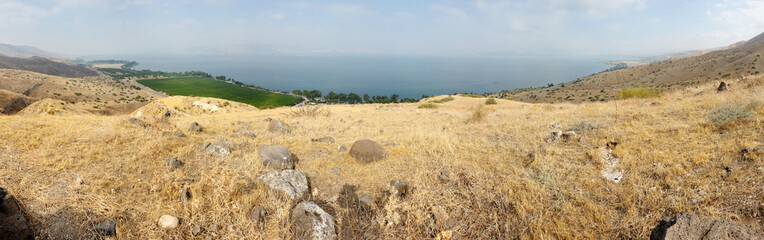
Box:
left=137, top=77, right=301, bottom=109
left=97, top=68, right=182, bottom=80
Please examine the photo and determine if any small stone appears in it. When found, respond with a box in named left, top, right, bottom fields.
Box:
left=390, top=179, right=409, bottom=199
left=189, top=122, right=201, bottom=132
left=267, top=119, right=291, bottom=133
left=181, top=188, right=191, bottom=202
left=431, top=205, right=451, bottom=228
left=562, top=131, right=577, bottom=142
left=192, top=226, right=204, bottom=236
left=165, top=158, right=183, bottom=168
left=330, top=168, right=340, bottom=175
left=545, top=131, right=562, bottom=142
left=359, top=194, right=374, bottom=206
left=158, top=215, right=179, bottom=229
left=311, top=136, right=335, bottom=143
left=549, top=123, right=562, bottom=130
left=718, top=81, right=728, bottom=91
left=75, top=177, right=84, bottom=185
left=95, top=219, right=117, bottom=236
left=337, top=145, right=347, bottom=152
left=438, top=171, right=450, bottom=183
left=128, top=117, right=147, bottom=127
left=249, top=207, right=267, bottom=226
left=175, top=131, right=186, bottom=138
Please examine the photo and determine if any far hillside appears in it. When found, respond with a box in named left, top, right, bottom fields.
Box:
left=0, top=55, right=97, bottom=78
left=492, top=31, right=764, bottom=103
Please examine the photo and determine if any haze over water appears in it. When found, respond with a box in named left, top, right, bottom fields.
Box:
left=116, top=54, right=608, bottom=98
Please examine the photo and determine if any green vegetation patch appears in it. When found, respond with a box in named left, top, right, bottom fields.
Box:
left=418, top=103, right=438, bottom=109
left=618, top=87, right=661, bottom=99
left=459, top=94, right=484, bottom=98
left=485, top=98, right=497, bottom=105
left=429, top=96, right=454, bottom=103
left=137, top=77, right=301, bottom=109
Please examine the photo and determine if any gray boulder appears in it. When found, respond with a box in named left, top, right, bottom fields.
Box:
left=545, top=131, right=562, bottom=142
left=349, top=139, right=388, bottom=163
left=202, top=139, right=231, bottom=157
left=189, top=122, right=201, bottom=132
left=650, top=212, right=764, bottom=240
left=258, top=170, right=310, bottom=200
left=268, top=119, right=291, bottom=133
left=0, top=187, right=34, bottom=240
left=291, top=201, right=337, bottom=240
left=94, top=219, right=116, bottom=236
left=259, top=145, right=298, bottom=170
left=235, top=128, right=256, bottom=139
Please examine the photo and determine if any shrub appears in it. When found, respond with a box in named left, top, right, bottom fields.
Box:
left=429, top=96, right=454, bottom=103
left=418, top=103, right=438, bottom=109
left=466, top=104, right=485, bottom=123
left=618, top=87, right=660, bottom=99
left=485, top=98, right=497, bottom=105
left=707, top=102, right=757, bottom=129
left=74, top=93, right=82, bottom=96
left=460, top=94, right=483, bottom=98
left=289, top=106, right=330, bottom=117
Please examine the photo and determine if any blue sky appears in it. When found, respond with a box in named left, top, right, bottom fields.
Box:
left=1, top=0, right=763, bottom=57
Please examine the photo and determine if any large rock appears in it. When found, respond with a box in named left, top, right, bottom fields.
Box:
left=291, top=201, right=337, bottom=240
left=259, top=145, right=298, bottom=170
left=268, top=119, right=291, bottom=133
left=258, top=170, right=310, bottom=200
left=349, top=139, right=387, bottom=163
left=650, top=212, right=764, bottom=240
left=94, top=219, right=117, bottom=236
left=202, top=139, right=231, bottom=157
left=0, top=187, right=34, bottom=240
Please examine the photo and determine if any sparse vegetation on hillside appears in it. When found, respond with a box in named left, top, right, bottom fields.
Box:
left=429, top=96, right=454, bottom=103
left=417, top=103, right=438, bottom=109
left=618, top=87, right=661, bottom=99
left=485, top=98, right=497, bottom=105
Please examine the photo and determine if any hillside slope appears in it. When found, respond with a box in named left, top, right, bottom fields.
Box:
left=502, top=32, right=764, bottom=103
left=0, top=75, right=762, bottom=239
left=0, top=55, right=96, bottom=78
left=0, top=68, right=159, bottom=115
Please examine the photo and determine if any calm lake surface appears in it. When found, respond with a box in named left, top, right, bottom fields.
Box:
left=109, top=54, right=609, bottom=99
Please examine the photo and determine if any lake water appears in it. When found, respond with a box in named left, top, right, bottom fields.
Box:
left=106, top=54, right=608, bottom=99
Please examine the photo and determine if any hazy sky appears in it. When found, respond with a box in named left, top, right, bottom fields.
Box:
left=1, top=0, right=763, bottom=57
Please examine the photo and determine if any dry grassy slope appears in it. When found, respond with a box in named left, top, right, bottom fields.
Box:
left=131, top=96, right=259, bottom=121
left=0, top=68, right=158, bottom=115
left=0, top=76, right=762, bottom=239
left=506, top=32, right=764, bottom=103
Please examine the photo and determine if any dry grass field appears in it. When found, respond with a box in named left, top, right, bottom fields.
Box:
left=0, top=73, right=762, bottom=239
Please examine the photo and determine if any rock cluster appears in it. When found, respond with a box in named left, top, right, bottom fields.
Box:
left=268, top=119, right=291, bottom=133
left=0, top=187, right=34, bottom=240
left=650, top=212, right=764, bottom=240
left=259, top=145, right=299, bottom=170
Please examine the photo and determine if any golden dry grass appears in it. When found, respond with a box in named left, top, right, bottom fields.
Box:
left=0, top=76, right=763, bottom=239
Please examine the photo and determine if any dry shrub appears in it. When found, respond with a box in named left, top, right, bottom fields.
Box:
left=466, top=104, right=485, bottom=123
left=485, top=98, right=497, bottom=105
left=707, top=101, right=757, bottom=128
left=418, top=103, right=438, bottom=109
left=289, top=105, right=330, bottom=117
left=429, top=97, right=454, bottom=103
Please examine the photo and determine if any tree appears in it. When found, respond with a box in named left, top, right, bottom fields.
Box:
left=391, top=94, right=399, bottom=103
left=337, top=93, right=348, bottom=103
left=216, top=75, right=226, bottom=81
left=348, top=93, right=361, bottom=104
left=309, top=90, right=322, bottom=99
left=363, top=94, right=370, bottom=103
left=326, top=91, right=338, bottom=103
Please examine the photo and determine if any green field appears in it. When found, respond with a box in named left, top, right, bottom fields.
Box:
left=137, top=77, right=301, bottom=109
left=97, top=68, right=182, bottom=80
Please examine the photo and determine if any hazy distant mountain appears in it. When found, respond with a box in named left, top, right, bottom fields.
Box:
left=0, top=55, right=97, bottom=78
left=0, top=43, right=67, bottom=59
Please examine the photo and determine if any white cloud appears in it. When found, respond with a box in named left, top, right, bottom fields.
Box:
left=429, top=4, right=468, bottom=20
left=0, top=1, right=51, bottom=24
left=288, top=2, right=370, bottom=16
